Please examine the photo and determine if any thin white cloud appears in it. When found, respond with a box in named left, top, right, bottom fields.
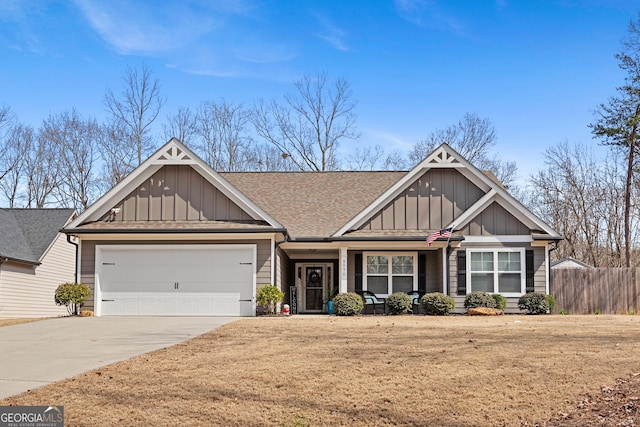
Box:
left=73, top=0, right=221, bottom=55
left=0, top=0, right=58, bottom=54
left=72, top=0, right=299, bottom=78
left=365, top=128, right=414, bottom=151
left=312, top=12, right=349, bottom=52
left=393, top=0, right=466, bottom=35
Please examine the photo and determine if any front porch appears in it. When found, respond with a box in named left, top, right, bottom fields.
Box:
left=279, top=243, right=451, bottom=315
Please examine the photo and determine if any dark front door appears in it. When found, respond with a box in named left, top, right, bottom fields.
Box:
left=305, top=266, right=324, bottom=311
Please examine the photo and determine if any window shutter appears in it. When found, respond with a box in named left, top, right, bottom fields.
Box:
left=418, top=254, right=427, bottom=292
left=526, top=250, right=534, bottom=293
left=457, top=250, right=467, bottom=295
left=355, top=253, right=363, bottom=293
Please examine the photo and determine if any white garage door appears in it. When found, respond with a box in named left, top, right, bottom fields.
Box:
left=95, top=244, right=256, bottom=316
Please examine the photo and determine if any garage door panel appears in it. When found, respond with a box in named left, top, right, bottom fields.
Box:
left=97, top=245, right=256, bottom=316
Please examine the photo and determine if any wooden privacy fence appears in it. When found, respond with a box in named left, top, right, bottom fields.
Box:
left=551, top=268, right=640, bottom=314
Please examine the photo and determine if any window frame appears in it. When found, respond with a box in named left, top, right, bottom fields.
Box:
left=363, top=252, right=418, bottom=297
left=466, top=248, right=526, bottom=296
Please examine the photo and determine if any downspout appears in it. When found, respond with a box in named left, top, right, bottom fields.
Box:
left=273, top=233, right=289, bottom=290
left=0, top=257, right=7, bottom=283
left=66, top=235, right=79, bottom=283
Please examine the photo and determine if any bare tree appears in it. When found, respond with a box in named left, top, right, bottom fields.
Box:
left=98, top=122, right=138, bottom=189
left=24, top=131, right=60, bottom=208
left=246, top=144, right=298, bottom=172
left=590, top=13, right=640, bottom=266
left=103, top=62, right=166, bottom=167
left=0, top=105, right=19, bottom=183
left=527, top=142, right=628, bottom=267
left=0, top=124, right=33, bottom=207
left=251, top=72, right=359, bottom=171
left=40, top=109, right=100, bottom=211
left=345, top=145, right=408, bottom=170
left=163, top=107, right=197, bottom=145
left=409, top=113, right=517, bottom=188
left=193, top=100, right=254, bottom=171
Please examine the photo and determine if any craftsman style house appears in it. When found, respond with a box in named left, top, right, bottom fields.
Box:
left=62, top=138, right=561, bottom=316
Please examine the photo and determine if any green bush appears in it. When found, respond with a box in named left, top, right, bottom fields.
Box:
left=333, top=292, right=364, bottom=316
left=492, top=294, right=507, bottom=310
left=421, top=292, right=455, bottom=315
left=518, top=292, right=550, bottom=314
left=54, top=282, right=91, bottom=315
left=546, top=294, right=556, bottom=312
left=386, top=292, right=413, bottom=315
left=256, top=285, right=285, bottom=315
left=464, top=291, right=496, bottom=309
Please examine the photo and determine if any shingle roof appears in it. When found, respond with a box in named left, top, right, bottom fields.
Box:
left=0, top=209, right=75, bottom=264
left=220, top=171, right=406, bottom=238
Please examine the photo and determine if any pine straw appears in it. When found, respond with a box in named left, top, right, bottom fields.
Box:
left=0, top=318, right=47, bottom=327
left=2, top=315, right=640, bottom=426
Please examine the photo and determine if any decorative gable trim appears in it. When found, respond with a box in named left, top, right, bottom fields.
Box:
left=66, top=138, right=283, bottom=230
left=156, top=144, right=195, bottom=163
left=427, top=146, right=461, bottom=165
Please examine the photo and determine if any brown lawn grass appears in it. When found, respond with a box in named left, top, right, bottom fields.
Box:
left=2, top=315, right=640, bottom=426
left=0, top=318, right=46, bottom=327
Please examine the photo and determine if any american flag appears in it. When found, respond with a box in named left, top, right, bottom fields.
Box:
left=427, top=228, right=452, bottom=246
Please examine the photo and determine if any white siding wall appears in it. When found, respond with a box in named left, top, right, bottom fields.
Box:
left=0, top=233, right=75, bottom=318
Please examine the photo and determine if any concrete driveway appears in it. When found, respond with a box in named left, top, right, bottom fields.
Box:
left=0, top=316, right=239, bottom=399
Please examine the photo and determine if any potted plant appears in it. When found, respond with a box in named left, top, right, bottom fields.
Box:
left=326, top=287, right=338, bottom=314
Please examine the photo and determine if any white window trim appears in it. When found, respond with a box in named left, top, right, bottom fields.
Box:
left=466, top=248, right=526, bottom=297
left=363, top=251, right=418, bottom=297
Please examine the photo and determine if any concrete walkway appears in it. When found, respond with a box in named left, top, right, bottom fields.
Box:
left=0, top=316, right=238, bottom=399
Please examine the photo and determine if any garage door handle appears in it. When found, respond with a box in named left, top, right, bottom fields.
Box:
left=239, top=299, right=252, bottom=302
left=102, top=299, right=115, bottom=302
left=239, top=262, right=252, bottom=265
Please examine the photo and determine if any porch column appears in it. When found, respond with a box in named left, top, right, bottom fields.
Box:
left=339, top=247, right=348, bottom=294
left=442, top=247, right=448, bottom=294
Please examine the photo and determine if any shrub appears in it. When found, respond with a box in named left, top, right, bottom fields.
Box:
left=464, top=291, right=496, bottom=309
left=518, top=292, right=550, bottom=314
left=421, top=292, right=455, bottom=315
left=386, top=292, right=413, bottom=315
left=256, top=285, right=284, bottom=315
left=54, top=282, right=91, bottom=315
left=333, top=292, right=363, bottom=316
left=492, top=294, right=506, bottom=310
left=559, top=308, right=568, bottom=315
left=546, top=294, right=557, bottom=312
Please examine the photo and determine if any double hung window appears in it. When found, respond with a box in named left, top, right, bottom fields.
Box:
left=364, top=252, right=417, bottom=296
left=468, top=249, right=525, bottom=295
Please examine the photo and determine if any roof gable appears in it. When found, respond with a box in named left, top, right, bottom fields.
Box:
left=66, top=139, right=282, bottom=230
left=334, top=144, right=561, bottom=238
left=0, top=209, right=75, bottom=264
left=357, top=168, right=485, bottom=232
left=102, top=165, right=254, bottom=223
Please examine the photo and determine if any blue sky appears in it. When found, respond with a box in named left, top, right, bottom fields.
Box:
left=0, top=0, right=637, bottom=182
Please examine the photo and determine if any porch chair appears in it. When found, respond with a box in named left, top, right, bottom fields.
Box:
left=357, top=290, right=386, bottom=314
left=407, top=291, right=425, bottom=314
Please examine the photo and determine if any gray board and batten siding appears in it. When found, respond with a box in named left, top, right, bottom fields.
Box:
left=103, top=165, right=254, bottom=223
left=360, top=169, right=485, bottom=232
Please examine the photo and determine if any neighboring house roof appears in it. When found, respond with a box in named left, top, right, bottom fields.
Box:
left=0, top=208, right=75, bottom=264
left=551, top=257, right=592, bottom=269
left=221, top=171, right=405, bottom=238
